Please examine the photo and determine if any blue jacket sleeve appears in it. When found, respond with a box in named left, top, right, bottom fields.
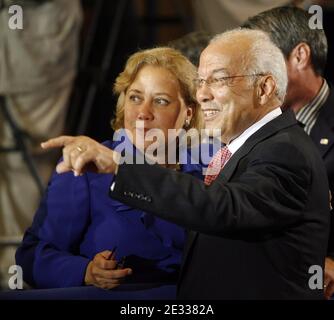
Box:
left=16, top=171, right=92, bottom=288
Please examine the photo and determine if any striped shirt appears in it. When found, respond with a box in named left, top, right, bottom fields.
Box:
left=295, top=80, right=330, bottom=135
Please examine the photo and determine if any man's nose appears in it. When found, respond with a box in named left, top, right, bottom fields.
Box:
left=196, top=84, right=214, bottom=104
left=137, top=101, right=154, bottom=121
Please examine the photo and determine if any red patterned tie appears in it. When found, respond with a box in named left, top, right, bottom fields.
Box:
left=204, top=146, right=232, bottom=185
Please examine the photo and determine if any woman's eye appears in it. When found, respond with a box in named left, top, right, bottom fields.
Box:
left=155, top=98, right=170, bottom=105
left=129, top=95, right=142, bottom=103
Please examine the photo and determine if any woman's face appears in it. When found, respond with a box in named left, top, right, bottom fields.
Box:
left=123, top=65, right=192, bottom=150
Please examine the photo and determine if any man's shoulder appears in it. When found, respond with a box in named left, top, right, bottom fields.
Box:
left=249, top=122, right=322, bottom=169
left=252, top=128, right=308, bottom=159
left=243, top=110, right=310, bottom=159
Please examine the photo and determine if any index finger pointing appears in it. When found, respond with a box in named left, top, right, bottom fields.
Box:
left=41, top=136, right=75, bottom=150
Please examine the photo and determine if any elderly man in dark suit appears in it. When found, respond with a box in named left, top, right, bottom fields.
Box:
left=242, top=5, right=334, bottom=299
left=42, top=28, right=330, bottom=299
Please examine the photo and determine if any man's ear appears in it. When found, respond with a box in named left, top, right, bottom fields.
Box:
left=256, top=75, right=277, bottom=105
left=288, top=42, right=312, bottom=71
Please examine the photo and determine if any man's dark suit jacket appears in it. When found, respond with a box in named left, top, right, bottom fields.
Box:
left=309, top=86, right=334, bottom=256
left=111, top=110, right=330, bottom=299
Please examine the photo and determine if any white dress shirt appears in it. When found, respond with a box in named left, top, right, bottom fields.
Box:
left=228, top=107, right=282, bottom=156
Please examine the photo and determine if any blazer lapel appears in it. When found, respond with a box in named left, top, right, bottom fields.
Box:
left=217, top=109, right=298, bottom=184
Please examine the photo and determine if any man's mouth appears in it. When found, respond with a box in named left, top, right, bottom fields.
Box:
left=203, top=109, right=220, bottom=121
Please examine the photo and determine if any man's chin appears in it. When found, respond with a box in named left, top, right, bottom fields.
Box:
left=204, top=121, right=222, bottom=135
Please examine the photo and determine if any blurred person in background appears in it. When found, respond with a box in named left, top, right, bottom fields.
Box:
left=191, top=0, right=328, bottom=35
left=168, top=31, right=212, bottom=67
left=192, top=0, right=292, bottom=34
left=0, top=0, right=82, bottom=288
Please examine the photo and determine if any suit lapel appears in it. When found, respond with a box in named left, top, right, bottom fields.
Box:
left=217, top=109, right=298, bottom=183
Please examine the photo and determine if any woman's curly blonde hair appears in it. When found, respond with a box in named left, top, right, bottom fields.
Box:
left=111, top=47, right=203, bottom=131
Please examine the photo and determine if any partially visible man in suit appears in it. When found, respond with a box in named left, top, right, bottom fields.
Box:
left=42, top=29, right=330, bottom=299
left=242, top=5, right=334, bottom=299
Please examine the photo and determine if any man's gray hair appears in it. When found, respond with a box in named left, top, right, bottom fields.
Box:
left=211, top=28, right=288, bottom=102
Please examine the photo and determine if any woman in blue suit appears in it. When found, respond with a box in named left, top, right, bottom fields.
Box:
left=15, top=47, right=203, bottom=292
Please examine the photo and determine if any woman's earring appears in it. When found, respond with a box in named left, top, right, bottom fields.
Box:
left=185, top=119, right=190, bottom=128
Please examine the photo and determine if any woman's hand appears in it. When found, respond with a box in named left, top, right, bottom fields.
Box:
left=84, top=250, right=132, bottom=290
left=41, top=135, right=119, bottom=176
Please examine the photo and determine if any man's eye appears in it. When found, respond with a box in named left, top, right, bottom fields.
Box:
left=155, top=98, right=170, bottom=105
left=212, top=77, right=227, bottom=84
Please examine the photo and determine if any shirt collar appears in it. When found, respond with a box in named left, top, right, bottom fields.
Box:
left=228, top=107, right=282, bottom=155
left=296, top=79, right=329, bottom=124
